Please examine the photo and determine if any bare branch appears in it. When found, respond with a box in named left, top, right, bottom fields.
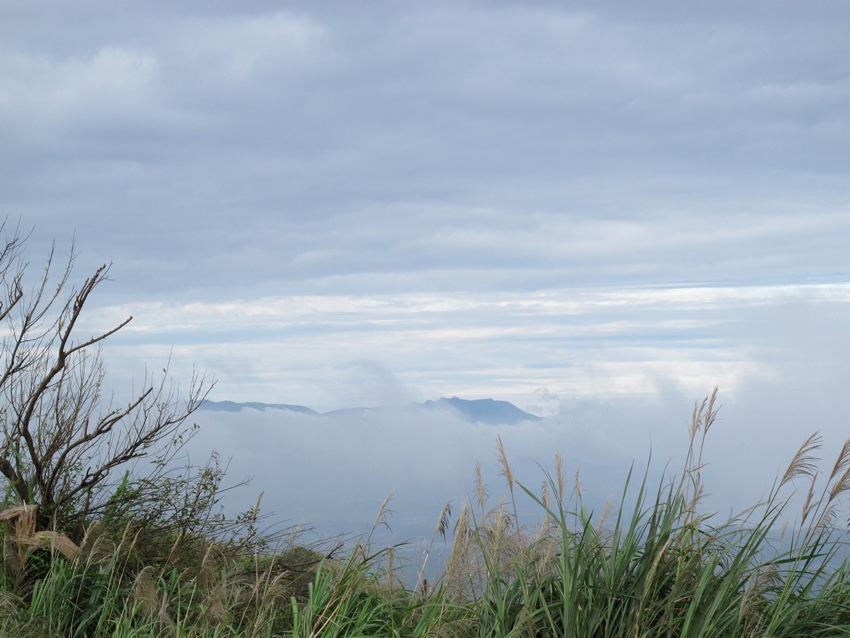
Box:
left=15, top=265, right=131, bottom=495
left=0, top=228, right=213, bottom=539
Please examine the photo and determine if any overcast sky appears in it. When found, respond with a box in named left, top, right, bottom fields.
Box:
left=2, top=1, right=849, bottom=533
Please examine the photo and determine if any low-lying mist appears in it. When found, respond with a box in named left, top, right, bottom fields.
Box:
left=188, top=383, right=847, bottom=550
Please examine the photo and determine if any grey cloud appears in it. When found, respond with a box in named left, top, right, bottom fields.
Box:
left=334, top=359, right=424, bottom=409
left=2, top=2, right=847, bottom=300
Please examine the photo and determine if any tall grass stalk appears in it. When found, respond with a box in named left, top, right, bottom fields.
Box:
left=433, top=387, right=850, bottom=637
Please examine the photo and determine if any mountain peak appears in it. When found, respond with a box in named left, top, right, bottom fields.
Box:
left=423, top=397, right=541, bottom=425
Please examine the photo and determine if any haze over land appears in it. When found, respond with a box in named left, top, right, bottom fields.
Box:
left=1, top=2, right=849, bottom=535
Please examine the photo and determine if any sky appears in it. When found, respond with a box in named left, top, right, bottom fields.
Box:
left=2, top=1, right=850, bottom=537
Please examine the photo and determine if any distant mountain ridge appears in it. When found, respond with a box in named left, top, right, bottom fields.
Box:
left=201, top=400, right=320, bottom=416
left=200, top=396, right=541, bottom=425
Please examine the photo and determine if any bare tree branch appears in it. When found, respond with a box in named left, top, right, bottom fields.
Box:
left=0, top=226, right=213, bottom=536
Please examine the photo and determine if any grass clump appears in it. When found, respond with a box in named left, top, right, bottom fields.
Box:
left=4, top=387, right=850, bottom=637
left=430, top=388, right=850, bottom=637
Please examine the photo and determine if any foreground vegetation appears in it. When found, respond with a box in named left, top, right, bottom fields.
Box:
left=5, top=390, right=850, bottom=636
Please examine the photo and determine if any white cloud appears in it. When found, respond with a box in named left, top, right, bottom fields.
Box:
left=1, top=46, right=158, bottom=138
left=85, top=283, right=850, bottom=418
left=172, top=11, right=329, bottom=86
